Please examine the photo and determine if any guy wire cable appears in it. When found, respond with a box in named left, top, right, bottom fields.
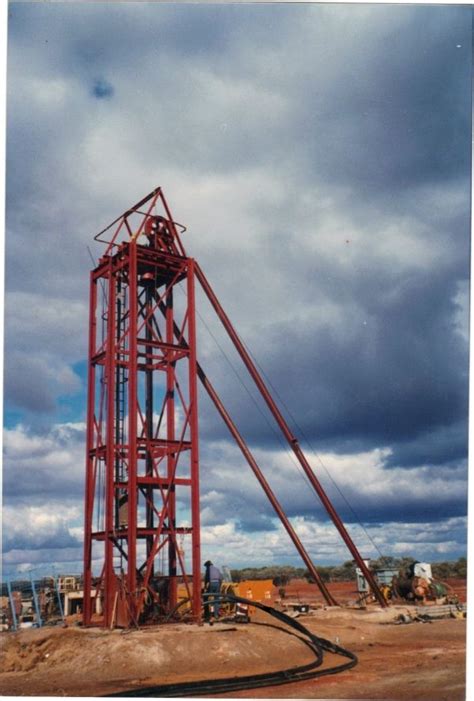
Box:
left=185, top=281, right=384, bottom=563
left=239, top=335, right=390, bottom=565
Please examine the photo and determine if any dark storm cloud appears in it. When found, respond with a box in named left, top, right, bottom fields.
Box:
left=9, top=4, right=469, bottom=191
left=287, top=481, right=468, bottom=526
left=384, top=421, right=468, bottom=469
left=294, top=6, right=471, bottom=196
left=197, top=257, right=468, bottom=470
left=7, top=2, right=293, bottom=71
left=4, top=355, right=57, bottom=412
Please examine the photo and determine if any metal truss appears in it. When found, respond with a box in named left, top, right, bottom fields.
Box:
left=83, top=188, right=386, bottom=629
left=83, top=189, right=200, bottom=626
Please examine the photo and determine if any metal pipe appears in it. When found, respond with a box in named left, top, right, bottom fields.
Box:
left=55, top=577, right=65, bottom=623
left=194, top=262, right=387, bottom=608
left=30, top=575, right=43, bottom=628
left=7, top=581, right=18, bottom=631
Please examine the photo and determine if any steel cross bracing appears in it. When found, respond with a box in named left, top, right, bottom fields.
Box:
left=83, top=188, right=386, bottom=629
left=83, top=189, right=201, bottom=627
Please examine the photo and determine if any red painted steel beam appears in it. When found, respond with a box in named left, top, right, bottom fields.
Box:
left=165, top=284, right=178, bottom=609
left=194, top=262, right=387, bottom=608
left=158, top=291, right=338, bottom=607
left=187, top=260, right=202, bottom=621
left=92, top=527, right=193, bottom=541
left=94, top=187, right=161, bottom=242
left=197, top=362, right=338, bottom=607
left=104, top=262, right=117, bottom=626
left=127, top=242, right=138, bottom=618
left=83, top=272, right=98, bottom=625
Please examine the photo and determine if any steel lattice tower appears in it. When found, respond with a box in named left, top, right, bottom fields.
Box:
left=83, top=187, right=387, bottom=628
left=83, top=189, right=201, bottom=626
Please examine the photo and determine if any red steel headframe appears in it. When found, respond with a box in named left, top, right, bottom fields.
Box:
left=83, top=189, right=201, bottom=627
left=83, top=188, right=386, bottom=628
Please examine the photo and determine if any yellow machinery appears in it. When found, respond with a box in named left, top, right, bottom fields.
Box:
left=220, top=579, right=273, bottom=616
left=176, top=578, right=274, bottom=619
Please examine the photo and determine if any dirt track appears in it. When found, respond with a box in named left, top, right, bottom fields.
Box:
left=0, top=579, right=466, bottom=699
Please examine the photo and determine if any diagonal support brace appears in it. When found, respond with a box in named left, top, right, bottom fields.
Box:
left=156, top=290, right=338, bottom=607
left=194, top=262, right=387, bottom=608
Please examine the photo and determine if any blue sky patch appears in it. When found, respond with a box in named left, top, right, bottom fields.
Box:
left=92, top=78, right=114, bottom=99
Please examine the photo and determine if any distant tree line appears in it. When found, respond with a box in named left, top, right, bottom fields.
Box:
left=230, top=556, right=467, bottom=586
left=1, top=557, right=466, bottom=596
left=431, top=557, right=466, bottom=580
left=230, top=565, right=307, bottom=586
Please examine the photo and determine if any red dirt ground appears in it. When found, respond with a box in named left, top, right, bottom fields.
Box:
left=275, top=577, right=466, bottom=605
left=0, top=579, right=466, bottom=699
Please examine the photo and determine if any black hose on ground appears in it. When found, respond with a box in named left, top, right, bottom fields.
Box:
left=106, top=594, right=358, bottom=697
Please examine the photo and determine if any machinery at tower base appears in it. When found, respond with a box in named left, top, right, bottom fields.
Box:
left=83, top=187, right=387, bottom=628
left=356, top=560, right=458, bottom=606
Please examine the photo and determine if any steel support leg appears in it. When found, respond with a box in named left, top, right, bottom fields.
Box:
left=195, top=263, right=387, bottom=608
left=158, top=299, right=337, bottom=606
left=105, top=263, right=117, bottom=626
left=187, top=261, right=202, bottom=621
left=127, top=242, right=138, bottom=618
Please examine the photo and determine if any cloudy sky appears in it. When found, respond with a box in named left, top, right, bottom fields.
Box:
left=2, top=2, right=471, bottom=579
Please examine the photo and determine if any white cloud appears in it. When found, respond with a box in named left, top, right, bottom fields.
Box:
left=3, top=422, right=86, bottom=499
left=3, top=502, right=83, bottom=553
left=200, top=439, right=467, bottom=527
left=200, top=515, right=468, bottom=569
left=2, top=418, right=467, bottom=575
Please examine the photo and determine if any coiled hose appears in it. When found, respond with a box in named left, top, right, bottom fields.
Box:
left=107, top=594, right=357, bottom=697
